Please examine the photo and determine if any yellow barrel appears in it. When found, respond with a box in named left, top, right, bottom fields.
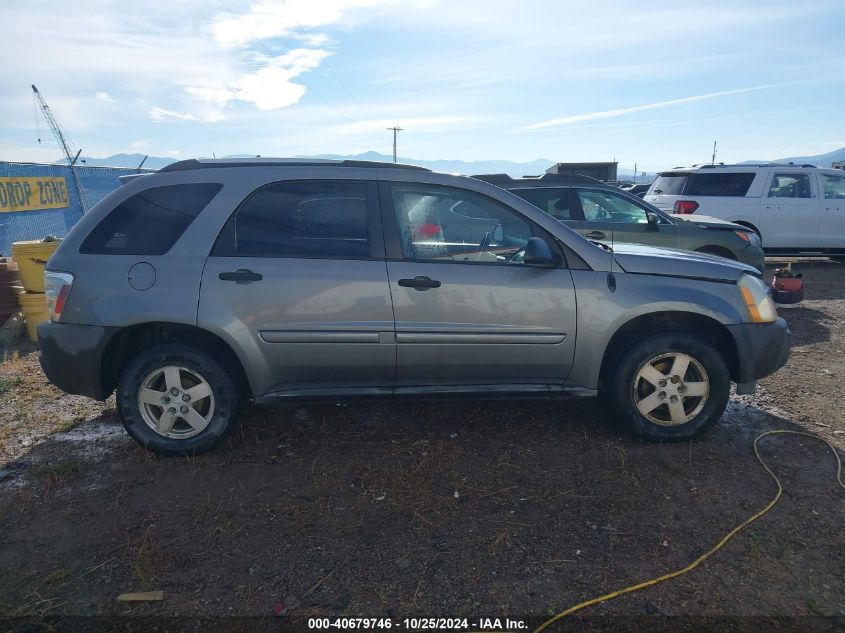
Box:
left=11, top=237, right=61, bottom=293
left=17, top=290, right=50, bottom=342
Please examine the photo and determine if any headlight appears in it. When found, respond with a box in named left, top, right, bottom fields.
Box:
left=738, top=274, right=777, bottom=323
left=735, top=230, right=761, bottom=247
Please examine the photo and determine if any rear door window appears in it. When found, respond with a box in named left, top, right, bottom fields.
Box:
left=508, top=187, right=576, bottom=220
left=686, top=172, right=755, bottom=196
left=80, top=183, right=221, bottom=255
left=650, top=174, right=688, bottom=195
left=215, top=180, right=376, bottom=259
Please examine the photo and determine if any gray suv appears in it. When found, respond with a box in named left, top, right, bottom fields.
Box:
left=37, top=159, right=790, bottom=455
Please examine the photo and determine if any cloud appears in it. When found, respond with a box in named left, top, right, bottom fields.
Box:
left=210, top=0, right=386, bottom=47
left=180, top=48, right=332, bottom=114
left=521, top=85, right=783, bottom=130
left=335, top=114, right=499, bottom=134
left=94, top=91, right=115, bottom=103
left=148, top=107, right=198, bottom=122
left=235, top=48, right=331, bottom=110
left=148, top=106, right=228, bottom=124
left=185, top=86, right=236, bottom=108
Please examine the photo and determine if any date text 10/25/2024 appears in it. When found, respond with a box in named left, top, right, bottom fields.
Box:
left=307, top=618, right=528, bottom=630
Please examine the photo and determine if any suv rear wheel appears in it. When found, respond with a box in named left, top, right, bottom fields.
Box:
left=609, top=332, right=730, bottom=441
left=117, top=344, right=240, bottom=456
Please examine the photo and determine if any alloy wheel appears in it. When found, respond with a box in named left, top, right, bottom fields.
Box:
left=632, top=352, right=710, bottom=426
left=137, top=365, right=215, bottom=438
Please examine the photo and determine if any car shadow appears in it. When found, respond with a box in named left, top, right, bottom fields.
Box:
left=777, top=306, right=831, bottom=347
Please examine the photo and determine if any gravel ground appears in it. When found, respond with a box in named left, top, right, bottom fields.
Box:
left=0, top=259, right=842, bottom=632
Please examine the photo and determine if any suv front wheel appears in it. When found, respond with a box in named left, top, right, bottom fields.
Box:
left=609, top=332, right=730, bottom=441
left=117, top=344, right=241, bottom=456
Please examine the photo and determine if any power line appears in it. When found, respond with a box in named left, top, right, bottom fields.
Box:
left=277, top=0, right=375, bottom=120
left=213, top=0, right=358, bottom=124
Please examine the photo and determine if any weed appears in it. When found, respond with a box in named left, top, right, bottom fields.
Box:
left=0, top=375, right=23, bottom=394
left=35, top=458, right=85, bottom=484
left=130, top=525, right=162, bottom=587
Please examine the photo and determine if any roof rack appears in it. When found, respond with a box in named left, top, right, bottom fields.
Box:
left=159, top=157, right=430, bottom=172
left=677, top=162, right=823, bottom=170
left=473, top=172, right=602, bottom=184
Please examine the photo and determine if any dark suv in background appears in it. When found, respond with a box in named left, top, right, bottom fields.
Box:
left=474, top=173, right=764, bottom=271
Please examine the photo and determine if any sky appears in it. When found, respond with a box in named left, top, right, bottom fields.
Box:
left=1, top=0, right=844, bottom=174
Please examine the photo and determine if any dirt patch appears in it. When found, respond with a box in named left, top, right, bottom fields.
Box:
left=757, top=258, right=845, bottom=442
left=0, top=260, right=843, bottom=628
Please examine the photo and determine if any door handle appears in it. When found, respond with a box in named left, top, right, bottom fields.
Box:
left=219, top=269, right=263, bottom=284
left=585, top=231, right=606, bottom=240
left=398, top=276, right=441, bottom=290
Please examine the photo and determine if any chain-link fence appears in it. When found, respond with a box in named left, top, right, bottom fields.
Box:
left=0, top=161, right=152, bottom=255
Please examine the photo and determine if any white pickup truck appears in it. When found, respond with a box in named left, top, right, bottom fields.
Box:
left=644, top=164, right=845, bottom=257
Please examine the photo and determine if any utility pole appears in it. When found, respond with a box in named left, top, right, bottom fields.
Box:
left=386, top=126, right=402, bottom=163
left=634, top=161, right=638, bottom=183
left=711, top=141, right=718, bottom=165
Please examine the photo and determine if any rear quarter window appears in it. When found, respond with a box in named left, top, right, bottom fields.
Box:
left=80, top=183, right=221, bottom=255
left=650, top=174, right=688, bottom=195
left=686, top=173, right=755, bottom=196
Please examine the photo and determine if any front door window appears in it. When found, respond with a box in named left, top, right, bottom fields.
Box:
left=390, top=184, right=536, bottom=264
left=577, top=190, right=650, bottom=224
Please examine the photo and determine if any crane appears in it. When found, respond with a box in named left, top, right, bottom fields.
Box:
left=31, top=84, right=91, bottom=212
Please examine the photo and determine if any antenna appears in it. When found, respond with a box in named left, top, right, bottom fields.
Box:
left=711, top=141, right=717, bottom=165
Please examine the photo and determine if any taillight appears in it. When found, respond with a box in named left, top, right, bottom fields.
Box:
left=44, top=271, right=74, bottom=322
left=674, top=200, right=699, bottom=214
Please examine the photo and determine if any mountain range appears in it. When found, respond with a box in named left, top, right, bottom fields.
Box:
left=64, top=147, right=845, bottom=178
left=740, top=147, right=845, bottom=168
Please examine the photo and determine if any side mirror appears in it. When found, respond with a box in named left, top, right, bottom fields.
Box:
left=523, top=236, right=562, bottom=268
left=647, top=212, right=659, bottom=226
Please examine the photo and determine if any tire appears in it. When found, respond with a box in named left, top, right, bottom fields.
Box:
left=117, top=344, right=241, bottom=456
left=609, top=332, right=730, bottom=442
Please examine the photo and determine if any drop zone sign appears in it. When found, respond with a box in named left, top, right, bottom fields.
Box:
left=0, top=177, right=70, bottom=212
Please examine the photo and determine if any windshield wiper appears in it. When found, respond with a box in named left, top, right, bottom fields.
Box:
left=590, top=240, right=613, bottom=252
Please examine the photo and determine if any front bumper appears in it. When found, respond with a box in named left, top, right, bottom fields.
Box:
left=726, top=317, right=791, bottom=383
left=737, top=245, right=766, bottom=273
left=37, top=321, right=118, bottom=400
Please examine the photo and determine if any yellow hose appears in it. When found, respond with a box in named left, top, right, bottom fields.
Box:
left=534, top=430, right=844, bottom=633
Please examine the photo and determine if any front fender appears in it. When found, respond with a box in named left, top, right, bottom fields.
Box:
left=567, top=269, right=746, bottom=389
